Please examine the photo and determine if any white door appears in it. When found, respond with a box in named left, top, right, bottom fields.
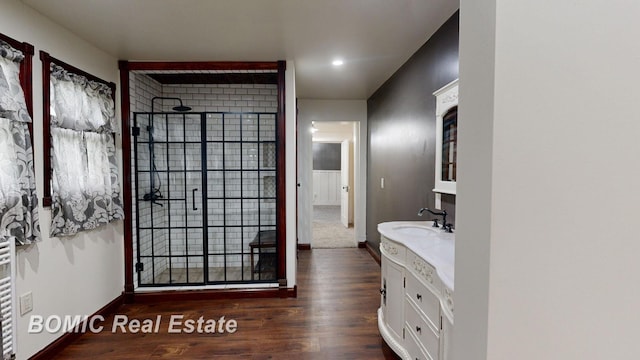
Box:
left=340, top=140, right=352, bottom=227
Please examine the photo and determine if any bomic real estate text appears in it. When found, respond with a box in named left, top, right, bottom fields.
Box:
left=28, top=314, right=238, bottom=334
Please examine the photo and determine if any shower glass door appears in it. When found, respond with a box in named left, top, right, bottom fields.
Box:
left=133, top=112, right=205, bottom=285
left=133, top=111, right=277, bottom=286
left=205, top=113, right=277, bottom=283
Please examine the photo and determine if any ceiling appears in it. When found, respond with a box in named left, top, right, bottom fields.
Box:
left=21, top=0, right=458, bottom=100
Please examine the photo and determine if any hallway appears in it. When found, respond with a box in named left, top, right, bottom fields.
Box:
left=312, top=205, right=356, bottom=248
left=51, top=248, right=398, bottom=359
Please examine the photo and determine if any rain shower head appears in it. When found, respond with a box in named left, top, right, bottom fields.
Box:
left=172, top=104, right=192, bottom=112
left=151, top=96, right=191, bottom=113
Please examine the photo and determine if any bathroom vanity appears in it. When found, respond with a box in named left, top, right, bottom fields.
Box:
left=377, top=221, right=454, bottom=360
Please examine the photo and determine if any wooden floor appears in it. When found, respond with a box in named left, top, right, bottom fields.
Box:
left=52, top=248, right=399, bottom=359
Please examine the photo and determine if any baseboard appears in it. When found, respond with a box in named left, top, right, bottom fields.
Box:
left=132, top=286, right=297, bottom=303
left=297, top=243, right=311, bottom=250
left=29, top=294, right=124, bottom=360
left=358, top=241, right=366, bottom=248
left=365, top=241, right=381, bottom=266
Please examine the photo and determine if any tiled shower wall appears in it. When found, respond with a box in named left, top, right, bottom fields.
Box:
left=163, top=83, right=278, bottom=113
left=130, top=74, right=278, bottom=284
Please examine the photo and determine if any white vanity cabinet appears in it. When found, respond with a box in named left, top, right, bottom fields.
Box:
left=377, top=222, right=455, bottom=360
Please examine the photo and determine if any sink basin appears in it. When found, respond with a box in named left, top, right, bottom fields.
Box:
left=391, top=225, right=438, bottom=238
left=378, top=221, right=453, bottom=244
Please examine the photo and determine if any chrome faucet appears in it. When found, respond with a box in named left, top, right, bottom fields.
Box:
left=418, top=208, right=452, bottom=232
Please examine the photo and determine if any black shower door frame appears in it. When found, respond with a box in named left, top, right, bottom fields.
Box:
left=133, top=111, right=278, bottom=286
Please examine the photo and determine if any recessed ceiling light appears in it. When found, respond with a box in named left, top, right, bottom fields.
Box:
left=332, top=59, right=344, bottom=67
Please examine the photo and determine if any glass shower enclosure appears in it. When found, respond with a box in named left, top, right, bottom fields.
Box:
left=132, top=111, right=277, bottom=286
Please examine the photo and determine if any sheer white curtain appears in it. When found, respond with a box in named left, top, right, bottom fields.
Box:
left=0, top=40, right=40, bottom=245
left=50, top=71, right=115, bottom=133
left=49, top=63, right=123, bottom=237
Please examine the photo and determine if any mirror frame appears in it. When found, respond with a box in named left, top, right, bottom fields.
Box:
left=433, top=79, right=458, bottom=195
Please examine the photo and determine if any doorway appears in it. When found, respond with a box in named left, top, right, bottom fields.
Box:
left=311, top=133, right=355, bottom=248
left=296, top=100, right=367, bottom=250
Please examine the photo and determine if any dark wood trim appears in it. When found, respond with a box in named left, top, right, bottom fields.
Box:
left=28, top=294, right=124, bottom=360
left=39, top=51, right=117, bottom=207
left=39, top=51, right=52, bottom=207
left=131, top=286, right=297, bottom=303
left=358, top=241, right=366, bottom=248
left=118, top=61, right=135, bottom=303
left=297, top=243, right=311, bottom=251
left=123, top=61, right=278, bottom=71
left=120, top=60, right=287, bottom=294
left=276, top=60, right=287, bottom=281
left=147, top=72, right=277, bottom=85
left=0, top=32, right=34, bottom=56
left=365, top=241, right=381, bottom=266
left=21, top=45, right=34, bottom=121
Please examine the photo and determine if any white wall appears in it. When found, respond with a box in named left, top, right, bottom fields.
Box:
left=0, top=1, right=123, bottom=358
left=297, top=100, right=367, bottom=244
left=285, top=61, right=297, bottom=287
left=456, top=1, right=640, bottom=359
left=312, top=170, right=341, bottom=205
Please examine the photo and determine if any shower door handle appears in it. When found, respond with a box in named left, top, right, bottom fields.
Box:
left=192, top=188, right=198, bottom=211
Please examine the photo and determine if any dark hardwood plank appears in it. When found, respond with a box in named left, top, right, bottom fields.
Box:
left=49, top=249, right=399, bottom=359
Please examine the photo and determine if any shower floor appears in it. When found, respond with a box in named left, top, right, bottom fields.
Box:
left=153, top=266, right=275, bottom=284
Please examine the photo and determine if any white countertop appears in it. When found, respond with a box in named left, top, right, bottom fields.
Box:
left=378, top=221, right=455, bottom=290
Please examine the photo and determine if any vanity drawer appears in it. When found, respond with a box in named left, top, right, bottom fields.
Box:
left=405, top=299, right=440, bottom=360
left=406, top=271, right=441, bottom=330
left=405, top=324, right=434, bottom=360
left=380, top=236, right=405, bottom=263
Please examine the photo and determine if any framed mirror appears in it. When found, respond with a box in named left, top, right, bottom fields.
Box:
left=433, top=79, right=458, bottom=196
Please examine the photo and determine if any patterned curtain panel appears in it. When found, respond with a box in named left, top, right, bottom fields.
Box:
left=49, top=64, right=123, bottom=237
left=0, top=40, right=41, bottom=245
left=50, top=64, right=116, bottom=133
left=0, top=43, right=30, bottom=124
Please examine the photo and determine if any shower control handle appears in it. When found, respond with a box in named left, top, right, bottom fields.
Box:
left=192, top=188, right=198, bottom=211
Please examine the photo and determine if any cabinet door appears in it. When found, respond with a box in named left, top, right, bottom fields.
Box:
left=441, top=315, right=453, bottom=360
left=381, top=256, right=404, bottom=340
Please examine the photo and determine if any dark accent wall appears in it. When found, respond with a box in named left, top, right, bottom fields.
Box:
left=366, top=11, right=459, bottom=253
left=313, top=143, right=341, bottom=170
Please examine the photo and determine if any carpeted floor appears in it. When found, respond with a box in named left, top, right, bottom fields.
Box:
left=312, top=205, right=356, bottom=248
